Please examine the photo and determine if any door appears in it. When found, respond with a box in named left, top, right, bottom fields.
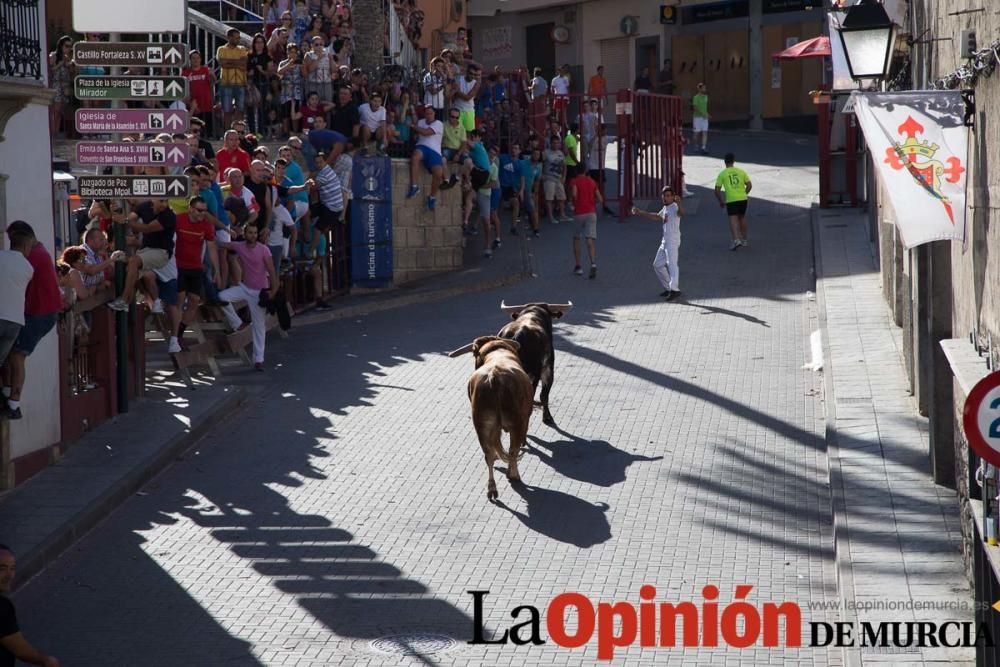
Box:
left=525, top=23, right=555, bottom=80
left=634, top=36, right=659, bottom=90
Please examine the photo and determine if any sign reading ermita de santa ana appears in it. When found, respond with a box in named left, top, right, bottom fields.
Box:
left=76, top=142, right=190, bottom=167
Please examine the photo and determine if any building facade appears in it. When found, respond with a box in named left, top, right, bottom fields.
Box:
left=0, top=0, right=59, bottom=487
left=468, top=0, right=824, bottom=125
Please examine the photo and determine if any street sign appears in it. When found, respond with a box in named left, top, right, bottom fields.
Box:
left=78, top=176, right=190, bottom=199
left=75, top=109, right=189, bottom=134
left=73, top=0, right=187, bottom=34
left=73, top=42, right=188, bottom=67
left=74, top=76, right=187, bottom=101
left=76, top=142, right=190, bottom=167
left=963, top=371, right=1000, bottom=467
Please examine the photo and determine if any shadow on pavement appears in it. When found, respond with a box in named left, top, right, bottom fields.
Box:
left=687, top=301, right=771, bottom=328
left=525, top=430, right=662, bottom=487
left=494, top=479, right=612, bottom=548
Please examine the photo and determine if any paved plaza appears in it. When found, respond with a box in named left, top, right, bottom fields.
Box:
left=8, top=134, right=968, bottom=665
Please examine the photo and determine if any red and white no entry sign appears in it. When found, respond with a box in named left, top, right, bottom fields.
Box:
left=963, top=371, right=1000, bottom=467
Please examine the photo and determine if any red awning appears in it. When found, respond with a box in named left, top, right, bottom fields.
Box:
left=773, top=36, right=831, bottom=60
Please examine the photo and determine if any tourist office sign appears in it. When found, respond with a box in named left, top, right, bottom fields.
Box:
left=73, top=42, right=188, bottom=67
left=75, top=109, right=188, bottom=134
left=76, top=142, right=190, bottom=167
left=74, top=76, right=187, bottom=101
left=77, top=176, right=190, bottom=199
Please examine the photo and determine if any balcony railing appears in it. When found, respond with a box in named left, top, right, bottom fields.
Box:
left=0, top=0, right=43, bottom=82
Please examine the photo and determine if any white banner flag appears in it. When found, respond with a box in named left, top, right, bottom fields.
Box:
left=851, top=91, right=968, bottom=248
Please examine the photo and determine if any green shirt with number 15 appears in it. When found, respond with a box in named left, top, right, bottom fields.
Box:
left=715, top=167, right=749, bottom=203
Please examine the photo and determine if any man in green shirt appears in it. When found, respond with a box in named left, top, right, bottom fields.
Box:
left=564, top=122, right=580, bottom=170
left=691, top=83, right=709, bottom=154
left=714, top=152, right=752, bottom=251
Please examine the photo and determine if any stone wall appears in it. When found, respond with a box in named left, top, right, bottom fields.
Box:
left=388, top=158, right=465, bottom=285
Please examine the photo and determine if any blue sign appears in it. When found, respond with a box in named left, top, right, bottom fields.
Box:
left=350, top=156, right=393, bottom=287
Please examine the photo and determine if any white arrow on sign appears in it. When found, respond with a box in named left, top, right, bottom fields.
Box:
left=165, top=46, right=183, bottom=64
left=165, top=80, right=183, bottom=97
left=165, top=113, right=184, bottom=129
left=167, top=146, right=185, bottom=162
left=167, top=179, right=186, bottom=195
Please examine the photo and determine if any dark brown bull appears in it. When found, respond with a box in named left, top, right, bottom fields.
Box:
left=460, top=336, right=534, bottom=501
left=497, top=301, right=572, bottom=426
left=449, top=302, right=572, bottom=427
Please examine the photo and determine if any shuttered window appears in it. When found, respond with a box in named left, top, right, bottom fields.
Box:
left=599, top=38, right=630, bottom=95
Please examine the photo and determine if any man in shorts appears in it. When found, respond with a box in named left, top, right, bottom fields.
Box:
left=2, top=222, right=61, bottom=420
left=714, top=152, right=752, bottom=251
left=567, top=165, right=603, bottom=278
left=453, top=63, right=482, bottom=132
left=498, top=142, right=524, bottom=234
left=0, top=231, right=33, bottom=370
left=691, top=83, right=710, bottom=154
left=406, top=106, right=447, bottom=211
left=542, top=131, right=569, bottom=225
left=108, top=199, right=176, bottom=311
left=170, top=196, right=222, bottom=353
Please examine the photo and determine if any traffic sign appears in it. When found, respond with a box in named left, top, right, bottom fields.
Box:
left=76, top=142, right=190, bottom=167
left=78, top=176, right=190, bottom=199
left=73, top=42, right=188, bottom=67
left=963, top=371, right=1000, bottom=467
left=74, top=76, right=188, bottom=101
left=75, top=109, right=189, bottom=134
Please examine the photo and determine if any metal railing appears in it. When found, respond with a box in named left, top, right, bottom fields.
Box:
left=387, top=1, right=422, bottom=71
left=0, top=0, right=44, bottom=82
left=188, top=0, right=263, bottom=34
left=147, top=8, right=252, bottom=71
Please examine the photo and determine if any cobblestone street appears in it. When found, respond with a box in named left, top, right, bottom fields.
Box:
left=14, top=135, right=843, bottom=665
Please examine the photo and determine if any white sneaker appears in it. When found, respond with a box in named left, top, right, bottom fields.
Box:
left=151, top=299, right=164, bottom=314
left=683, top=189, right=694, bottom=196
left=729, top=240, right=742, bottom=251
left=167, top=337, right=181, bottom=354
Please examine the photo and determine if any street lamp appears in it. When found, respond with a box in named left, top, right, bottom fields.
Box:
left=836, top=0, right=896, bottom=81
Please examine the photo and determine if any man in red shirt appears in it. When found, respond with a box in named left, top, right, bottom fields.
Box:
left=568, top=165, right=604, bottom=279
left=169, top=197, right=222, bottom=354
left=2, top=221, right=62, bottom=420
left=215, top=130, right=251, bottom=181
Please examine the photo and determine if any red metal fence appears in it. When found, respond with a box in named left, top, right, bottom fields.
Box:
left=616, top=90, right=684, bottom=219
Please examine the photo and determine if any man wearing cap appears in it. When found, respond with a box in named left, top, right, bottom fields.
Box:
left=216, top=28, right=249, bottom=132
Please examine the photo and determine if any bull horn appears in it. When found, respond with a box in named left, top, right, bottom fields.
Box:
left=500, top=300, right=527, bottom=313
left=447, top=342, right=475, bottom=357
left=547, top=301, right=574, bottom=313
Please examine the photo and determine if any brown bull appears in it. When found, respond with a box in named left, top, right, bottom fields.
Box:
left=466, top=336, right=534, bottom=501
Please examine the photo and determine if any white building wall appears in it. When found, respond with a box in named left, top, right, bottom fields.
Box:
left=580, top=0, right=666, bottom=85
left=0, top=102, right=59, bottom=458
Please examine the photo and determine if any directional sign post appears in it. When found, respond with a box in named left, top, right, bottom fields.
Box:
left=964, top=371, right=1000, bottom=467
left=73, top=42, right=188, bottom=67
left=76, top=142, right=190, bottom=167
left=75, top=76, right=187, bottom=101
left=75, top=109, right=188, bottom=134
left=78, top=175, right=190, bottom=199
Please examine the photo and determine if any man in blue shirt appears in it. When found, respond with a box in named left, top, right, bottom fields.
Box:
left=277, top=146, right=310, bottom=223
left=307, top=115, right=347, bottom=166
left=498, top=143, right=524, bottom=235
left=519, top=147, right=541, bottom=236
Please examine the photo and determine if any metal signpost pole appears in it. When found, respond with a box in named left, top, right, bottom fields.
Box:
left=110, top=31, right=129, bottom=415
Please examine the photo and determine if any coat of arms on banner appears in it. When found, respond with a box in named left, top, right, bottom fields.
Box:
left=851, top=91, right=969, bottom=248
left=884, top=116, right=965, bottom=225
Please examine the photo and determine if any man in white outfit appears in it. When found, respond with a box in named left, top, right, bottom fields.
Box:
left=632, top=185, right=684, bottom=301
left=216, top=224, right=279, bottom=370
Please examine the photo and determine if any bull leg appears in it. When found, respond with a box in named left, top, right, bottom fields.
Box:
left=540, top=365, right=556, bottom=425
left=506, top=425, right=528, bottom=484
left=476, top=421, right=501, bottom=501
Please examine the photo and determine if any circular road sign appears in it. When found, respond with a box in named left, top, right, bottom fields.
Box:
left=963, top=371, right=1000, bottom=467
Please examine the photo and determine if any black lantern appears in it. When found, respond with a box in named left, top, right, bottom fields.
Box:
left=836, top=0, right=896, bottom=81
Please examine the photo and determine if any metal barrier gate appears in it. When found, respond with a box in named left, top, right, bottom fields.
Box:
left=616, top=90, right=684, bottom=221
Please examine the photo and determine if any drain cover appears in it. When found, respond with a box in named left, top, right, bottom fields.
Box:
left=370, top=633, right=459, bottom=655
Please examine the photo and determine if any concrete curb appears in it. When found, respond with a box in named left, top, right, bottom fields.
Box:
left=295, top=257, right=533, bottom=327
left=14, top=387, right=246, bottom=589
left=811, top=204, right=863, bottom=667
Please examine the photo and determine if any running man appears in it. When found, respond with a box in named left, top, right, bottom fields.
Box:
left=714, top=152, right=752, bottom=251
left=568, top=165, right=603, bottom=278
left=691, top=83, right=709, bottom=154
